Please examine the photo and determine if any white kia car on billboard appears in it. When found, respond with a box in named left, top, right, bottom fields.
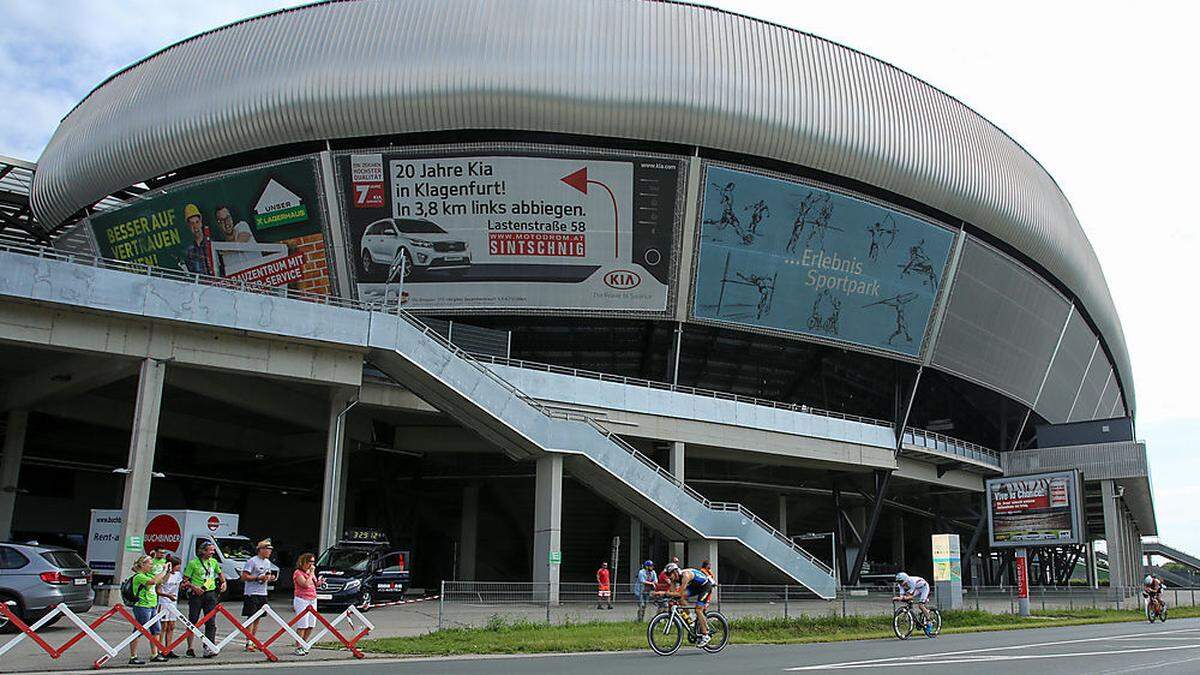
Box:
left=359, top=218, right=471, bottom=279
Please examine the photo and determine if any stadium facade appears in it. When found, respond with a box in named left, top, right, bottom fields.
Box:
left=0, top=0, right=1157, bottom=598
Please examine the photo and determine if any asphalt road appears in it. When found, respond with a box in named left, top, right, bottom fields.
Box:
left=45, top=617, right=1200, bottom=674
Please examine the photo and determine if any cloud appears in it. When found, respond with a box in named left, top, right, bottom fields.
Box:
left=0, top=0, right=300, bottom=160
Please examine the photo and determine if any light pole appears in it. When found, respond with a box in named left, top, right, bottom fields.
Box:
left=387, top=249, right=408, bottom=312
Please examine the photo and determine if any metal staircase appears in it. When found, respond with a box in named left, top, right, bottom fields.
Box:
left=365, top=310, right=838, bottom=598
left=0, top=242, right=836, bottom=597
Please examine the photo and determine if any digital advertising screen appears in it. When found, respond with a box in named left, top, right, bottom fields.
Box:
left=986, top=470, right=1084, bottom=548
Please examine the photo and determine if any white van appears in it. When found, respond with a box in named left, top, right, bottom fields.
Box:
left=86, top=509, right=278, bottom=593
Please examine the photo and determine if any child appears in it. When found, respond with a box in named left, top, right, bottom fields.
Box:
left=156, top=557, right=183, bottom=658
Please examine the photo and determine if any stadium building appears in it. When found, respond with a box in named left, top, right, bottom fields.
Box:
left=0, top=0, right=1167, bottom=601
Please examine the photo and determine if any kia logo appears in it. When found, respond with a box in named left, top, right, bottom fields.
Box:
left=603, top=269, right=641, bottom=290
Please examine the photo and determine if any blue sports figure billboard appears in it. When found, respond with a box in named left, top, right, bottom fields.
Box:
left=693, top=165, right=955, bottom=356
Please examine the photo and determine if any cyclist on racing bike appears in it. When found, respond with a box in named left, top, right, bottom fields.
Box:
left=654, top=562, right=715, bottom=647
left=1144, top=574, right=1165, bottom=614
left=893, top=572, right=934, bottom=635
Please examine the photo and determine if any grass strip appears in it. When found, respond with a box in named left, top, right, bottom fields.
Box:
left=353, top=606, right=1200, bottom=656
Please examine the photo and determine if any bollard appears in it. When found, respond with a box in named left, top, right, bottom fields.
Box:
left=438, top=580, right=445, bottom=631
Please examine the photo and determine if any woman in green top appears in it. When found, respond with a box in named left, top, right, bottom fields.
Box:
left=128, top=554, right=169, bottom=665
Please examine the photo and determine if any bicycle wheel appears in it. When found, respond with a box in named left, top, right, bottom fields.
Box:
left=1162, top=606, right=1168, bottom=622
left=647, top=613, right=684, bottom=656
left=702, top=611, right=730, bottom=653
left=1147, top=602, right=1156, bottom=623
left=926, top=608, right=942, bottom=637
left=893, top=608, right=914, bottom=640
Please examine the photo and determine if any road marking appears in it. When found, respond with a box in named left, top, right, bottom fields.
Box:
left=789, top=644, right=1200, bottom=670
left=785, top=626, right=1200, bottom=671
left=1099, top=653, right=1200, bottom=675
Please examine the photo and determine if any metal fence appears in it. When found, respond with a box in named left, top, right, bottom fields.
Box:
left=431, top=581, right=1198, bottom=631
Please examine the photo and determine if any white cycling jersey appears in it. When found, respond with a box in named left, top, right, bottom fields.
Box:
left=898, top=576, right=930, bottom=602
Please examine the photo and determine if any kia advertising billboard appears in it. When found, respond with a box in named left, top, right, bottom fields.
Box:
left=88, top=158, right=335, bottom=295
left=335, top=148, right=681, bottom=313
left=692, top=164, right=955, bottom=357
left=986, top=470, right=1084, bottom=548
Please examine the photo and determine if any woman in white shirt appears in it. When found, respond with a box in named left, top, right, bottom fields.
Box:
left=156, top=557, right=184, bottom=659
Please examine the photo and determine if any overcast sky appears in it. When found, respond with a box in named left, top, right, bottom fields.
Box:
left=1, top=0, right=1195, bottom=555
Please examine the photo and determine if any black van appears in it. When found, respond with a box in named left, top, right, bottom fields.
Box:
left=314, top=529, right=410, bottom=611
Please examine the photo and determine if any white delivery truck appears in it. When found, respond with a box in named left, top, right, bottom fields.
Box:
left=86, top=509, right=278, bottom=595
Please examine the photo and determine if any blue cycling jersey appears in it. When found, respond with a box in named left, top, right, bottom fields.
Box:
left=684, top=569, right=712, bottom=595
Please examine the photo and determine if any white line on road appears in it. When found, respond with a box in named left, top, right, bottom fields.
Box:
left=785, top=626, right=1200, bottom=671
left=790, top=644, right=1200, bottom=670
left=1098, top=653, right=1200, bottom=675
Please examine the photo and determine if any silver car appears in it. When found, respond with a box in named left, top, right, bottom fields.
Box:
left=0, top=543, right=94, bottom=632
left=360, top=218, right=471, bottom=279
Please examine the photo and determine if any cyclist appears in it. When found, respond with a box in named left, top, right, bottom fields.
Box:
left=893, top=572, right=934, bottom=636
left=1144, top=574, right=1165, bottom=616
left=654, top=562, right=715, bottom=647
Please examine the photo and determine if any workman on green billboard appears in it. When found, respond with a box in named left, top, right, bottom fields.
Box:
left=89, top=159, right=333, bottom=295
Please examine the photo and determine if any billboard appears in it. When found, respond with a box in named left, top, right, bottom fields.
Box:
left=932, top=534, right=962, bottom=583
left=986, top=470, right=1084, bottom=548
left=89, top=158, right=333, bottom=294
left=692, top=164, right=956, bottom=356
left=335, top=149, right=681, bottom=312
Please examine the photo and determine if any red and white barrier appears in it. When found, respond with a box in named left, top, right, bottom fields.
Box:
left=0, top=599, right=374, bottom=669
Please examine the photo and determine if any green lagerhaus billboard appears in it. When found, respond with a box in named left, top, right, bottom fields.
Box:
left=89, top=158, right=334, bottom=294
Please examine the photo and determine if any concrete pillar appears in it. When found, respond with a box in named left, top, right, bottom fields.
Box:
left=668, top=442, right=686, bottom=563
left=532, top=454, right=562, bottom=603
left=320, top=390, right=355, bottom=552
left=688, top=539, right=718, bottom=582
left=629, top=519, right=642, bottom=586
left=0, top=410, right=28, bottom=541
left=1087, top=540, right=1098, bottom=589
left=778, top=495, right=788, bottom=537
left=115, top=359, right=166, bottom=581
left=459, top=484, right=479, bottom=581
left=1101, top=479, right=1123, bottom=598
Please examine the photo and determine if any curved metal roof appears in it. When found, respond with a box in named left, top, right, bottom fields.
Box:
left=29, top=0, right=1133, bottom=412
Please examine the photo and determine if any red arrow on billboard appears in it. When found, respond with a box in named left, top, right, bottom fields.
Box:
left=561, top=167, right=620, bottom=258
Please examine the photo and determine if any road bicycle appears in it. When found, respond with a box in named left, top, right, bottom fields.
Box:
left=1146, top=593, right=1168, bottom=623
left=646, top=598, right=730, bottom=656
left=892, top=599, right=941, bottom=640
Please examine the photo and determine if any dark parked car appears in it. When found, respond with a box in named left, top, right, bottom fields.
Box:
left=315, top=530, right=410, bottom=611
left=0, top=542, right=94, bottom=632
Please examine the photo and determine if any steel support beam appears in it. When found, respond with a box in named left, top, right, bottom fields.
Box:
left=848, top=469, right=893, bottom=586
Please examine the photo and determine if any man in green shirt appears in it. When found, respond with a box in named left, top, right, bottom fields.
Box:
left=183, top=541, right=226, bottom=658
left=128, top=555, right=168, bottom=665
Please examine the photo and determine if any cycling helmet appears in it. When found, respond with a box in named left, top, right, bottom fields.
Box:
left=895, top=572, right=910, bottom=584
left=1145, top=575, right=1154, bottom=584
left=664, top=562, right=681, bottom=575
left=644, top=560, right=655, bottom=568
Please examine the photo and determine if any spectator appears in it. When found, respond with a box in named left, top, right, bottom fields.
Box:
left=128, top=554, right=168, bottom=665
left=700, top=559, right=717, bottom=604
left=156, top=556, right=182, bottom=659
left=656, top=555, right=680, bottom=593
left=240, top=539, right=277, bottom=652
left=292, top=553, right=321, bottom=656
left=636, top=560, right=656, bottom=621
left=182, top=540, right=226, bottom=658
left=150, top=548, right=168, bottom=576
left=596, top=561, right=612, bottom=610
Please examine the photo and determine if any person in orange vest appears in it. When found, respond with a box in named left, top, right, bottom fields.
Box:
left=595, top=561, right=612, bottom=610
